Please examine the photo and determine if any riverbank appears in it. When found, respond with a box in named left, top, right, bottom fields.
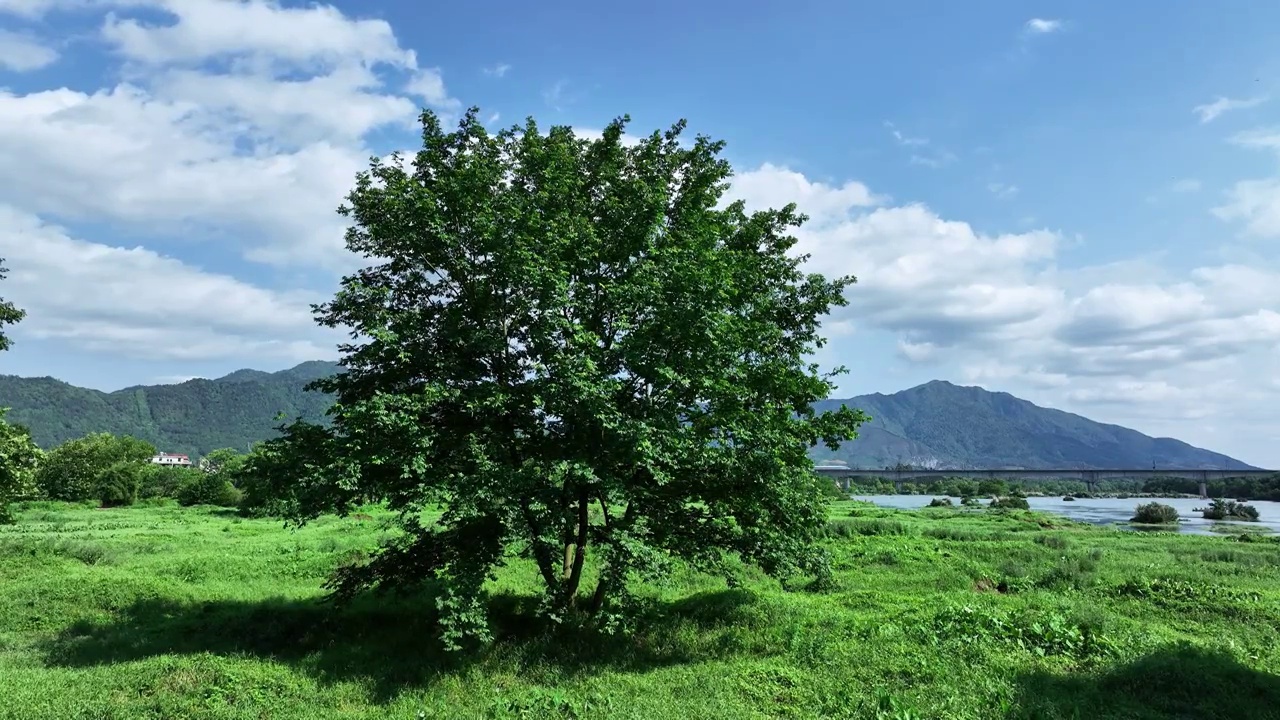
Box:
left=2, top=501, right=1279, bottom=719
left=854, top=494, right=1280, bottom=535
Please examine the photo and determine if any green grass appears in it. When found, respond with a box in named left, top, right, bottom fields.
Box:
left=3, top=501, right=1280, bottom=719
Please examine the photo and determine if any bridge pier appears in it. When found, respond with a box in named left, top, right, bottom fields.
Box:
left=1083, top=470, right=1099, bottom=494
left=894, top=479, right=904, bottom=494
left=1199, top=481, right=1208, bottom=499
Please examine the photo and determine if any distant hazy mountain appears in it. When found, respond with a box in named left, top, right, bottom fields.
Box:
left=813, top=380, right=1257, bottom=470
left=0, top=364, right=1257, bottom=469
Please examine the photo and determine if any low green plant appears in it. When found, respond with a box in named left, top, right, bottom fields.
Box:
left=1198, top=499, right=1260, bottom=522
left=826, top=518, right=911, bottom=537
left=1035, top=534, right=1071, bottom=550
left=926, top=497, right=953, bottom=508
left=990, top=496, right=1030, bottom=511
left=1131, top=502, right=1179, bottom=524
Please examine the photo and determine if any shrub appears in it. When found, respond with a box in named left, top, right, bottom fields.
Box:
left=176, top=473, right=243, bottom=507
left=94, top=461, right=144, bottom=507
left=816, top=478, right=848, bottom=501
left=1198, top=499, right=1260, bottom=522
left=1062, top=495, right=1076, bottom=502
left=1131, top=502, right=1179, bottom=524
left=137, top=465, right=201, bottom=500
left=960, top=495, right=980, bottom=506
left=1035, top=549, right=1104, bottom=590
left=927, top=497, right=953, bottom=508
left=35, top=433, right=155, bottom=502
left=989, top=496, right=1030, bottom=510
left=1035, top=534, right=1071, bottom=550
left=826, top=518, right=910, bottom=537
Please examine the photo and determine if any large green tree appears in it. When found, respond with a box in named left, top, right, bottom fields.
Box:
left=263, top=109, right=866, bottom=646
left=0, top=258, right=36, bottom=522
left=0, top=409, right=42, bottom=523
left=35, top=433, right=156, bottom=502
left=0, top=259, right=23, bottom=352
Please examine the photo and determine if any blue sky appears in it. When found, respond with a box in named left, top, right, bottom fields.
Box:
left=1, top=0, right=1279, bottom=466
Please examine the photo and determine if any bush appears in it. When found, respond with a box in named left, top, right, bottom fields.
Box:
left=36, top=433, right=156, bottom=502
left=1198, top=499, right=1260, bottom=522
left=137, top=465, right=200, bottom=500
left=1131, top=502, right=1179, bottom=524
left=176, top=473, right=242, bottom=507
left=927, top=497, right=953, bottom=508
left=978, top=479, right=1008, bottom=497
left=960, top=495, right=980, bottom=507
left=94, top=461, right=145, bottom=507
left=1062, top=495, right=1076, bottom=502
left=817, top=477, right=848, bottom=500
left=989, top=496, right=1030, bottom=510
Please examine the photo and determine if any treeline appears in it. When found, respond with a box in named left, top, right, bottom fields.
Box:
left=846, top=475, right=1280, bottom=499
left=0, top=428, right=287, bottom=517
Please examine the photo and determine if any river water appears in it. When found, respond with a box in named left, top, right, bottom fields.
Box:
left=854, top=495, right=1280, bottom=535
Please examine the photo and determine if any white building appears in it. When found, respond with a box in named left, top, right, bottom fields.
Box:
left=150, top=452, right=192, bottom=467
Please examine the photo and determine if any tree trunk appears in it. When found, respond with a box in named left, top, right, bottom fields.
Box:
left=564, top=488, right=590, bottom=605
left=520, top=500, right=559, bottom=593
left=588, top=573, right=610, bottom=615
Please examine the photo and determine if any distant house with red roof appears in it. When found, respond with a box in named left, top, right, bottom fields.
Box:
left=150, top=452, right=192, bottom=467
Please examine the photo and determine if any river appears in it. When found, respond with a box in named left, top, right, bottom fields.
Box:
left=854, top=494, right=1280, bottom=535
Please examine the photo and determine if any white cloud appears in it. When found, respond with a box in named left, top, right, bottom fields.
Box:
left=987, top=182, right=1018, bottom=199
left=101, top=0, right=415, bottom=69
left=1215, top=128, right=1280, bottom=238
left=405, top=68, right=461, bottom=114
left=909, top=151, right=956, bottom=168
left=543, top=79, right=570, bottom=110
left=0, top=0, right=466, bottom=364
left=0, top=0, right=464, bottom=273
left=1024, top=18, right=1063, bottom=35
left=0, top=85, right=367, bottom=269
left=730, top=161, right=1280, bottom=461
left=483, top=63, right=511, bottom=78
left=0, top=30, right=59, bottom=70
left=730, top=164, right=884, bottom=220
left=1214, top=179, right=1280, bottom=238
left=885, top=121, right=956, bottom=168
left=897, top=339, right=937, bottom=363
left=1193, top=95, right=1266, bottom=124
left=0, top=206, right=337, bottom=362
left=1230, top=127, right=1280, bottom=151
left=884, top=121, right=927, bottom=147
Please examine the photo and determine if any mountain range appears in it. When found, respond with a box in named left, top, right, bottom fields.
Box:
left=0, top=362, right=1257, bottom=470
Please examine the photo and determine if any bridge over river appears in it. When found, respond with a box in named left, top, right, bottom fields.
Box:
left=813, top=466, right=1278, bottom=498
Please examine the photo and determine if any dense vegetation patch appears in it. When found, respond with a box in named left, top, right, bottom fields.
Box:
left=1199, top=499, right=1261, bottom=522
left=1131, top=502, right=1179, bottom=524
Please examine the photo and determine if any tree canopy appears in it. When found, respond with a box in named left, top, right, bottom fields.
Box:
left=0, top=409, right=41, bottom=522
left=0, top=259, right=23, bottom=353
left=0, top=260, right=36, bottom=522
left=35, top=432, right=156, bottom=502
left=259, top=108, right=867, bottom=647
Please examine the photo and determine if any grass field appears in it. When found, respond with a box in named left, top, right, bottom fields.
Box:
left=3, top=500, right=1280, bottom=719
